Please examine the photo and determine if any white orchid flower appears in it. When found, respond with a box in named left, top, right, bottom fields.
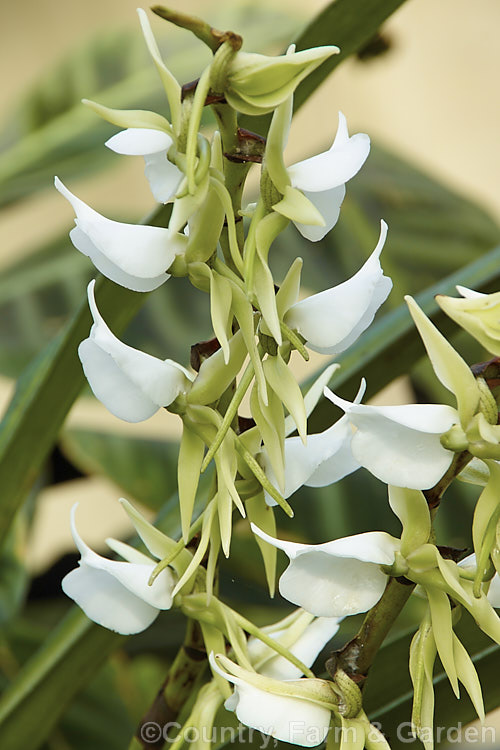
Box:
left=79, top=279, right=194, bottom=422
left=62, top=501, right=176, bottom=634
left=459, top=553, right=500, bottom=608
left=105, top=128, right=183, bottom=204
left=248, top=610, right=342, bottom=680
left=285, top=221, right=391, bottom=355
left=251, top=524, right=400, bottom=617
left=210, top=652, right=335, bottom=747
left=284, top=112, right=370, bottom=241
left=262, top=380, right=365, bottom=505
left=324, top=385, right=457, bottom=490
left=55, top=177, right=188, bottom=291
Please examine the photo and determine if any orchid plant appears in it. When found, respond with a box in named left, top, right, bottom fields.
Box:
left=2, top=4, right=500, bottom=750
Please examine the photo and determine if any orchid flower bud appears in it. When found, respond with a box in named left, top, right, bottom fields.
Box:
left=224, top=46, right=339, bottom=116
left=62, top=501, right=178, bottom=634
left=251, top=525, right=400, bottom=617
left=79, top=280, right=194, bottom=422
left=55, top=177, right=188, bottom=291
left=437, top=285, right=500, bottom=357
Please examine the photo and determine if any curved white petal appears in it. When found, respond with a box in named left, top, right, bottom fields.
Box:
left=305, top=419, right=360, bottom=487
left=105, top=128, right=173, bottom=155
left=228, top=681, right=330, bottom=747
left=287, top=112, right=370, bottom=192
left=69, top=505, right=175, bottom=610
left=62, top=565, right=160, bottom=634
left=279, top=552, right=389, bottom=617
left=55, top=177, right=187, bottom=290
left=79, top=280, right=193, bottom=422
left=211, top=655, right=330, bottom=747
left=325, top=389, right=457, bottom=489
left=292, top=184, right=345, bottom=241
left=251, top=526, right=398, bottom=616
left=257, top=617, right=341, bottom=680
left=286, top=221, right=391, bottom=354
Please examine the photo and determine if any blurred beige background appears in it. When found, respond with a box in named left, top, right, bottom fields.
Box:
left=1, top=0, right=499, bottom=576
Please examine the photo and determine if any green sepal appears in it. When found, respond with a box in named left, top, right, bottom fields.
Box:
left=230, top=280, right=268, bottom=405
left=169, top=172, right=209, bottom=234
left=426, top=587, right=459, bottom=696
left=265, top=94, right=293, bottom=193
left=273, top=185, right=325, bottom=225
left=246, top=492, right=277, bottom=597
left=178, top=423, right=206, bottom=542
left=184, top=180, right=225, bottom=265
left=456, top=456, right=489, bottom=486
left=209, top=270, right=233, bottom=364
left=198, top=620, right=232, bottom=699
left=119, top=498, right=190, bottom=577
left=171, top=500, right=217, bottom=597
left=217, top=479, right=233, bottom=559
left=250, top=383, right=285, bottom=493
left=409, top=611, right=437, bottom=750
left=452, top=631, right=485, bottom=722
left=388, top=486, right=431, bottom=558
left=276, top=257, right=303, bottom=318
left=263, top=353, right=307, bottom=442
left=206, top=521, right=221, bottom=601
left=405, top=296, right=480, bottom=428
left=188, top=329, right=247, bottom=406
left=137, top=8, right=182, bottom=134
left=82, top=98, right=172, bottom=134
left=252, top=212, right=289, bottom=344
left=472, top=460, right=500, bottom=595
left=436, top=289, right=500, bottom=357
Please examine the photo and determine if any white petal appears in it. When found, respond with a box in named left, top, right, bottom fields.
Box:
left=79, top=280, right=192, bottom=422
left=55, top=177, right=187, bottom=290
left=69, top=505, right=175, bottom=610
left=70, top=226, right=169, bottom=292
left=279, top=552, right=389, bottom=617
left=229, top=682, right=331, bottom=747
left=105, top=129, right=183, bottom=203
left=259, top=617, right=341, bottom=680
left=286, top=221, right=391, bottom=354
left=105, top=128, right=173, bottom=155
left=305, top=419, right=360, bottom=487
left=62, top=565, right=160, bottom=634
left=287, top=112, right=370, bottom=192
left=325, top=390, right=457, bottom=489
left=292, top=185, right=345, bottom=241
left=79, top=339, right=160, bottom=422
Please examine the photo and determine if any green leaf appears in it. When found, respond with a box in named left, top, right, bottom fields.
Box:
left=61, top=430, right=181, bottom=512
left=239, top=0, right=408, bottom=135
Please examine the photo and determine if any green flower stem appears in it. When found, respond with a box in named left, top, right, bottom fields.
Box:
left=280, top=321, right=309, bottom=360
left=148, top=512, right=205, bottom=585
left=132, top=619, right=206, bottom=750
left=424, top=450, right=472, bottom=513
left=234, top=439, right=293, bottom=517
